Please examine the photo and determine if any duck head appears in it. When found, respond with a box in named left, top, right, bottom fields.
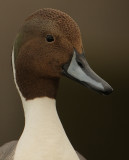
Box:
left=13, top=8, right=113, bottom=100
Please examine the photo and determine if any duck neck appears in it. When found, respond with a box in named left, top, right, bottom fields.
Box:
left=16, top=71, right=60, bottom=100
left=14, top=97, right=79, bottom=160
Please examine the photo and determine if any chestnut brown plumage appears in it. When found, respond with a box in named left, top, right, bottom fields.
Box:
left=14, top=8, right=83, bottom=99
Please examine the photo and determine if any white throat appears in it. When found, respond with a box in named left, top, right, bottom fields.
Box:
left=14, top=97, right=79, bottom=160
left=12, top=49, right=79, bottom=160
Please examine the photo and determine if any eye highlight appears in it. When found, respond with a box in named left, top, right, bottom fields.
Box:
left=46, top=35, right=54, bottom=42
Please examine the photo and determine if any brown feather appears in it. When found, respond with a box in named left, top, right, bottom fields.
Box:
left=14, top=8, right=83, bottom=100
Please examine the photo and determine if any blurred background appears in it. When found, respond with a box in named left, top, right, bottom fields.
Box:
left=0, top=0, right=128, bottom=160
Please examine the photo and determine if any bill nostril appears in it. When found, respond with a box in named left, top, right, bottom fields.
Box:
left=77, top=61, right=84, bottom=69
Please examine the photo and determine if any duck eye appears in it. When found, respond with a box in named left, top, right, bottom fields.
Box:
left=46, top=35, right=54, bottom=42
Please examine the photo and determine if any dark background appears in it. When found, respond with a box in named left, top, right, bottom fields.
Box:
left=0, top=0, right=128, bottom=160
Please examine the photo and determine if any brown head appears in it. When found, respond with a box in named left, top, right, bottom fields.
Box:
left=13, top=8, right=113, bottom=100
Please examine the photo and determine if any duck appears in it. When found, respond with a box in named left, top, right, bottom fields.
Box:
left=0, top=8, right=113, bottom=160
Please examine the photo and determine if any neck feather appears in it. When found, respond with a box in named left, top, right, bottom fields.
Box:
left=16, top=73, right=59, bottom=100
left=14, top=97, right=79, bottom=160
left=12, top=49, right=79, bottom=160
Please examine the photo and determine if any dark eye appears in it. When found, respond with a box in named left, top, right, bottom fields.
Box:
left=46, top=35, right=54, bottom=42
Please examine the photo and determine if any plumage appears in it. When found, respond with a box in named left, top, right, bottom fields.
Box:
left=0, top=141, right=86, bottom=160
left=0, top=8, right=113, bottom=160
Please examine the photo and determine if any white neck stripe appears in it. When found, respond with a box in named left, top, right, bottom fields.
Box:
left=12, top=49, right=79, bottom=160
